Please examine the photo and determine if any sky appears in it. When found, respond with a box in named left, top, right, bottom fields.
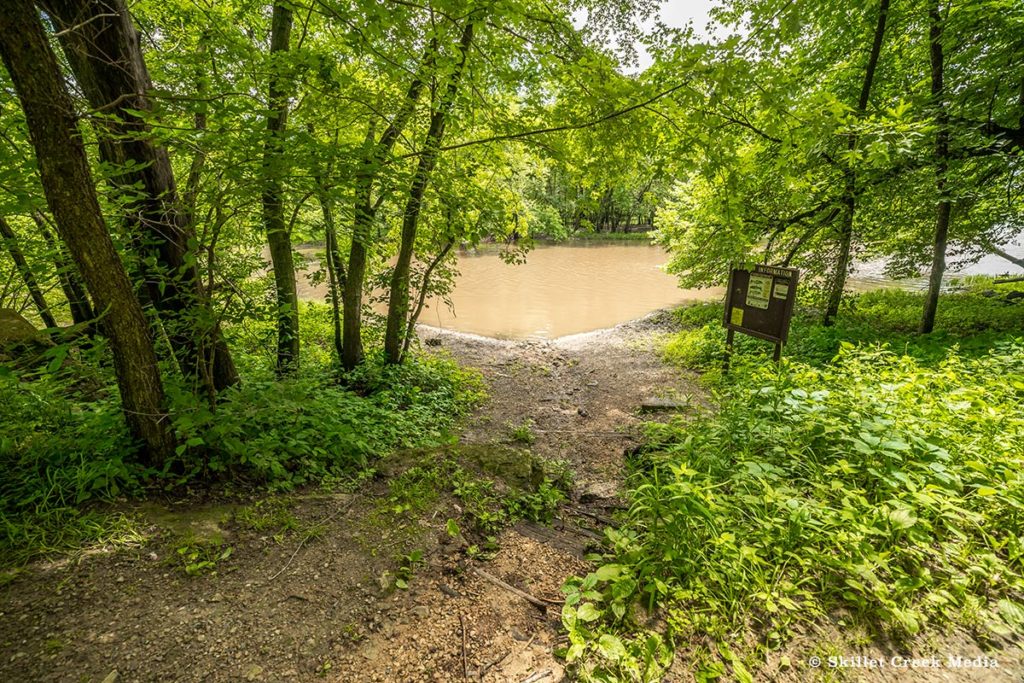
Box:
left=630, top=0, right=722, bottom=71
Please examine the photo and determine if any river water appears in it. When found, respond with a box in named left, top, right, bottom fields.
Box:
left=294, top=240, right=1023, bottom=340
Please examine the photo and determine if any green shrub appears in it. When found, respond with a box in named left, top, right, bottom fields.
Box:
left=664, top=289, right=1024, bottom=374
left=0, top=347, right=484, bottom=566
left=564, top=343, right=1024, bottom=680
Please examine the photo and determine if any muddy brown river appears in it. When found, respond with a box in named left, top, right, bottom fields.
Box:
left=295, top=242, right=722, bottom=339
left=293, top=240, right=1023, bottom=340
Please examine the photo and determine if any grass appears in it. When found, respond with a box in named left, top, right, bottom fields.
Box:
left=561, top=286, right=1024, bottom=682
left=507, top=418, right=537, bottom=445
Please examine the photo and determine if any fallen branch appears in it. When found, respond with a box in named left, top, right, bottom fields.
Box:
left=567, top=506, right=616, bottom=527
left=522, top=670, right=553, bottom=683
left=460, top=613, right=469, bottom=680
left=472, top=567, right=553, bottom=610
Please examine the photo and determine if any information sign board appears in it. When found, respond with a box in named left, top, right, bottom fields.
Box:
left=723, top=264, right=799, bottom=345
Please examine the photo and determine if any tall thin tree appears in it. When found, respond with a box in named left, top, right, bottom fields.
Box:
left=384, top=20, right=476, bottom=364
left=920, top=0, right=951, bottom=334
left=0, top=216, right=58, bottom=329
left=262, top=2, right=301, bottom=373
left=41, top=0, right=239, bottom=392
left=823, top=0, right=891, bottom=325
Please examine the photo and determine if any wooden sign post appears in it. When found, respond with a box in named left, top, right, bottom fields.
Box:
left=722, top=264, right=799, bottom=369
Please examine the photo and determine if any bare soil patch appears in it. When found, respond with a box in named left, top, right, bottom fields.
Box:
left=0, top=313, right=695, bottom=683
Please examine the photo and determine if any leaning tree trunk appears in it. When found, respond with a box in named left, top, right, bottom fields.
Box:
left=0, top=216, right=58, bottom=329
left=42, top=0, right=239, bottom=392
left=988, top=244, right=1024, bottom=270
left=823, top=0, right=890, bottom=325
left=261, top=3, right=301, bottom=374
left=310, top=126, right=347, bottom=368
left=384, top=20, right=475, bottom=364
left=920, top=0, right=950, bottom=334
left=32, top=212, right=95, bottom=327
left=342, top=42, right=434, bottom=371
left=0, top=0, right=174, bottom=462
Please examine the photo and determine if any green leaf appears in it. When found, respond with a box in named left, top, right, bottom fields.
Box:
left=596, top=633, right=626, bottom=660
left=592, top=564, right=623, bottom=582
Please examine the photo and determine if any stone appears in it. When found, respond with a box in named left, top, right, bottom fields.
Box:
left=639, top=397, right=689, bottom=412
left=244, top=664, right=264, bottom=681
left=101, top=672, right=119, bottom=683
left=0, top=309, right=43, bottom=346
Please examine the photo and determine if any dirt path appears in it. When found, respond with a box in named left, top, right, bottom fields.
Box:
left=0, top=313, right=695, bottom=683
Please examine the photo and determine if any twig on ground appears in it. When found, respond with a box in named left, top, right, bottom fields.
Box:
left=567, top=506, right=616, bottom=526
left=481, top=633, right=537, bottom=679
left=269, top=498, right=355, bottom=581
left=522, top=670, right=552, bottom=683
left=472, top=567, right=555, bottom=610
left=460, top=613, right=469, bottom=680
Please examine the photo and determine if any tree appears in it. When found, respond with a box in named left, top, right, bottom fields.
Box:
left=822, top=0, right=891, bottom=326
left=0, top=215, right=57, bottom=329
left=0, top=0, right=175, bottom=461
left=383, top=18, right=476, bottom=364
left=342, top=38, right=433, bottom=371
left=42, top=0, right=239, bottom=392
left=261, top=2, right=301, bottom=373
left=919, top=0, right=951, bottom=333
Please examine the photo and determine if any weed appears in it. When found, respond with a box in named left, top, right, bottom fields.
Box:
left=172, top=538, right=234, bottom=577
left=507, top=419, right=537, bottom=445
left=0, top=323, right=484, bottom=567
left=235, top=498, right=299, bottom=535
left=564, top=341, right=1024, bottom=680
left=395, top=549, right=424, bottom=589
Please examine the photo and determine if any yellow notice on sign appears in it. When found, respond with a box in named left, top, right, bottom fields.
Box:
left=730, top=307, right=744, bottom=326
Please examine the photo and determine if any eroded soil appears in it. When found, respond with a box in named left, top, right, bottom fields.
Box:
left=0, top=313, right=692, bottom=683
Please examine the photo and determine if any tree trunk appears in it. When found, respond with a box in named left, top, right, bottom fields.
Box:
left=920, top=1, right=950, bottom=334
left=342, top=43, right=434, bottom=371
left=823, top=0, right=890, bottom=325
left=42, top=0, right=239, bottom=392
left=262, top=3, right=300, bottom=374
left=32, top=211, right=95, bottom=328
left=0, top=0, right=174, bottom=461
left=402, top=239, right=454, bottom=361
left=988, top=244, right=1024, bottom=270
left=384, top=21, right=475, bottom=365
left=0, top=216, right=58, bottom=329
left=310, top=126, right=346, bottom=368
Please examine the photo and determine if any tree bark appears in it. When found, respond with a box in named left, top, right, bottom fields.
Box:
left=41, top=0, right=239, bottom=392
left=262, top=3, right=300, bottom=374
left=0, top=0, right=174, bottom=461
left=342, top=42, right=435, bottom=371
left=0, top=216, right=58, bottom=329
left=920, top=1, right=950, bottom=334
left=384, top=21, right=475, bottom=364
left=310, top=126, right=346, bottom=368
left=823, top=0, right=890, bottom=325
left=31, top=211, right=95, bottom=328
left=988, top=244, right=1024, bottom=270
